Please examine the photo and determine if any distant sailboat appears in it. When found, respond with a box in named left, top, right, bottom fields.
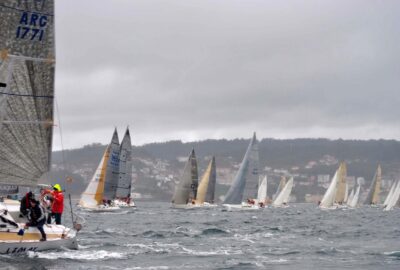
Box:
left=273, top=176, right=286, bottom=201
left=319, top=162, right=345, bottom=209
left=113, top=128, right=135, bottom=208
left=222, top=133, right=260, bottom=210
left=195, top=156, right=217, bottom=207
left=383, top=181, right=397, bottom=207
left=272, top=177, right=294, bottom=207
left=79, top=129, right=121, bottom=211
left=348, top=184, right=361, bottom=208
left=364, top=165, right=382, bottom=206
left=256, top=176, right=268, bottom=207
left=383, top=181, right=400, bottom=211
left=172, top=149, right=198, bottom=208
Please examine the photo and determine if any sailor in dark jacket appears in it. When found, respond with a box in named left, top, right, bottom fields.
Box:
left=25, top=199, right=47, bottom=241
left=19, top=191, right=34, bottom=217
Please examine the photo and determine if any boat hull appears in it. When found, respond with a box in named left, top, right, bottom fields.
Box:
left=222, top=203, right=260, bottom=211
left=0, top=236, right=77, bottom=255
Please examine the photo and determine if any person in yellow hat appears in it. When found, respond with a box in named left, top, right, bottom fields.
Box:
left=42, top=183, right=64, bottom=224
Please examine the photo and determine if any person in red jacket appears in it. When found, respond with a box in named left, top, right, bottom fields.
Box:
left=42, top=184, right=64, bottom=225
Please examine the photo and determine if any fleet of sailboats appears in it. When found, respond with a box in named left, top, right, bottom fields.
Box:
left=0, top=0, right=78, bottom=253
left=79, top=128, right=135, bottom=211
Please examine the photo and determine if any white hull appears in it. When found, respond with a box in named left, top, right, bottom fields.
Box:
left=172, top=202, right=218, bottom=209
left=0, top=225, right=78, bottom=255
left=78, top=204, right=120, bottom=212
left=222, top=203, right=260, bottom=211
left=111, top=199, right=136, bottom=208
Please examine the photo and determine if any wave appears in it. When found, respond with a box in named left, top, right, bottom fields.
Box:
left=384, top=251, right=400, bottom=258
left=28, top=249, right=126, bottom=261
left=201, top=228, right=230, bottom=236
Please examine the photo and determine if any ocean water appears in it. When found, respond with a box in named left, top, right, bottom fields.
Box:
left=1, top=202, right=400, bottom=270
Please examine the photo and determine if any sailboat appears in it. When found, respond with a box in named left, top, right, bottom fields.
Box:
left=319, top=162, right=346, bottom=209
left=334, top=162, right=347, bottom=207
left=256, top=175, right=268, bottom=207
left=364, top=165, right=382, bottom=207
left=383, top=181, right=400, bottom=211
left=272, top=177, right=294, bottom=208
left=0, top=0, right=78, bottom=253
left=347, top=188, right=355, bottom=206
left=222, top=132, right=260, bottom=210
left=383, top=180, right=397, bottom=208
left=195, top=156, right=217, bottom=207
left=79, top=129, right=121, bottom=211
left=347, top=184, right=361, bottom=208
left=273, top=176, right=286, bottom=201
left=112, top=128, right=135, bottom=208
left=171, top=149, right=198, bottom=209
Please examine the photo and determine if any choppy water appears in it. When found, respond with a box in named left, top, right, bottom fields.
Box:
left=1, top=202, right=400, bottom=270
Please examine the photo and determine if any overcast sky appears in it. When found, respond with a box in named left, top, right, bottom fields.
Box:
left=53, top=0, right=400, bottom=150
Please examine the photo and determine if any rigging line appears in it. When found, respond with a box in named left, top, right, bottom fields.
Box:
left=0, top=91, right=54, bottom=98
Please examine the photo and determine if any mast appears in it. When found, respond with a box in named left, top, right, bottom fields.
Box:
left=0, top=0, right=55, bottom=186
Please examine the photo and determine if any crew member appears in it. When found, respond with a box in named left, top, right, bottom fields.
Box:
left=43, top=184, right=64, bottom=224
left=19, top=191, right=34, bottom=217
left=25, top=199, right=46, bottom=241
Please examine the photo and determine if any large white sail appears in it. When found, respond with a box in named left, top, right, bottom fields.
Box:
left=344, top=183, right=349, bottom=203
left=0, top=0, right=55, bottom=187
left=320, top=164, right=342, bottom=208
left=347, top=188, right=355, bottom=206
left=273, top=176, right=286, bottom=201
left=272, top=177, right=293, bottom=207
left=383, top=181, right=397, bottom=207
left=223, top=132, right=258, bottom=204
left=384, top=181, right=400, bottom=211
left=115, top=128, right=132, bottom=200
left=172, top=149, right=198, bottom=205
left=348, top=185, right=360, bottom=208
left=257, top=176, right=267, bottom=204
left=103, top=129, right=120, bottom=201
left=79, top=146, right=110, bottom=208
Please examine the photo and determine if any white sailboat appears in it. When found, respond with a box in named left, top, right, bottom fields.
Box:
left=0, top=0, right=78, bottom=253
left=195, top=156, right=217, bottom=207
left=319, top=162, right=345, bottom=209
left=347, top=184, right=360, bottom=208
left=272, top=177, right=294, bottom=208
left=171, top=149, right=199, bottom=209
left=273, top=176, right=286, bottom=201
left=78, top=129, right=121, bottom=211
left=112, top=128, right=135, bottom=208
left=383, top=181, right=400, bottom=211
left=383, top=181, right=397, bottom=207
left=256, top=176, right=268, bottom=207
left=222, top=132, right=260, bottom=210
left=347, top=188, right=355, bottom=206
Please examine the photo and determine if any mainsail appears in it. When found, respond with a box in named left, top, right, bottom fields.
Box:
left=172, top=149, right=198, bottom=205
left=348, top=184, right=360, bottom=208
left=0, top=0, right=55, bottom=186
left=79, top=146, right=110, bottom=208
left=223, top=133, right=258, bottom=204
left=196, top=156, right=216, bottom=204
left=320, top=163, right=342, bottom=208
left=364, top=165, right=382, bottom=205
left=335, top=162, right=347, bottom=204
left=257, top=176, right=267, bottom=203
left=272, top=177, right=294, bottom=207
left=103, top=128, right=120, bottom=201
left=383, top=181, right=397, bottom=207
left=384, top=181, right=400, bottom=211
left=115, top=128, right=132, bottom=199
left=273, top=176, right=287, bottom=201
